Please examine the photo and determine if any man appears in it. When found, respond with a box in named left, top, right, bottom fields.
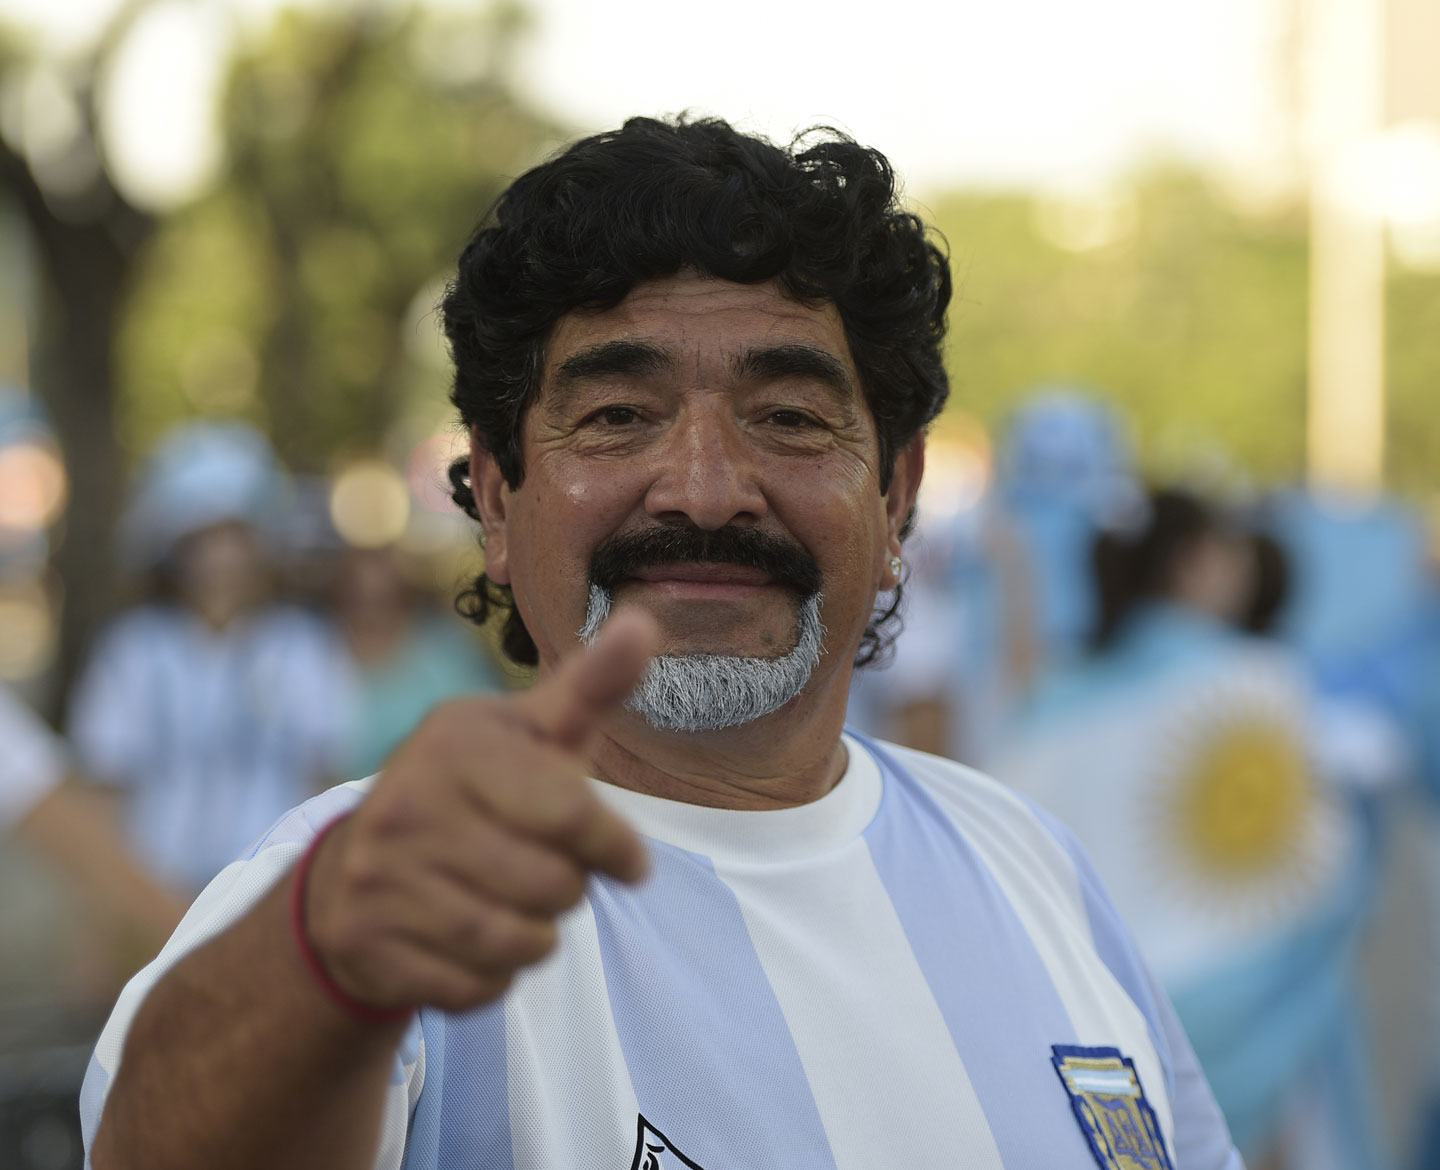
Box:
left=83, top=117, right=1241, bottom=1169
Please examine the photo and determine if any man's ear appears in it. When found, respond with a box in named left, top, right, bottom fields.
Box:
left=885, top=433, right=926, bottom=549
left=469, top=428, right=511, bottom=586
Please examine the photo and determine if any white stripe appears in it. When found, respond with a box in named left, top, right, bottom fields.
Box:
left=897, top=749, right=1177, bottom=1145
left=718, top=844, right=1005, bottom=1170
left=505, top=897, right=641, bottom=1167
left=382, top=1034, right=424, bottom=1170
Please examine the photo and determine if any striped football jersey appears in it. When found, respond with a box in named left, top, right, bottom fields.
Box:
left=81, top=733, right=1241, bottom=1169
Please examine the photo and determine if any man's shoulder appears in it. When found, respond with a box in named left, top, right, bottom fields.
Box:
left=868, top=736, right=1061, bottom=829
left=862, top=735, right=1089, bottom=886
left=127, top=779, right=376, bottom=984
left=869, top=736, right=999, bottom=787
left=239, top=775, right=375, bottom=860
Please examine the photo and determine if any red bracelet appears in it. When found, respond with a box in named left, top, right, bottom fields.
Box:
left=289, top=813, right=414, bottom=1025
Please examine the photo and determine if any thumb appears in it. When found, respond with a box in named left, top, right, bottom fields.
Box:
left=514, top=607, right=660, bottom=750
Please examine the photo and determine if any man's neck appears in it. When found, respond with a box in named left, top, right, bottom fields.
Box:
left=587, top=694, right=850, bottom=811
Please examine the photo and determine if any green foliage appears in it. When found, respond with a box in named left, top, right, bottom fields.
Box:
left=118, top=3, right=562, bottom=469
left=928, top=169, right=1314, bottom=488
left=929, top=170, right=1440, bottom=497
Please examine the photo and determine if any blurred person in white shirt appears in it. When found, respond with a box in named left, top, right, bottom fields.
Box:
left=1, top=683, right=183, bottom=991
left=68, top=420, right=354, bottom=894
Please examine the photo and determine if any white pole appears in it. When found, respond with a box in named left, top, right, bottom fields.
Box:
left=1306, top=0, right=1387, bottom=493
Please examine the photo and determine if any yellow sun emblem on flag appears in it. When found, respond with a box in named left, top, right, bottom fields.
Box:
left=1177, top=720, right=1310, bottom=875
left=1140, top=664, right=1345, bottom=929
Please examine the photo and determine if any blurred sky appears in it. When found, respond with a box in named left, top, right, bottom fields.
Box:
left=0, top=0, right=1290, bottom=206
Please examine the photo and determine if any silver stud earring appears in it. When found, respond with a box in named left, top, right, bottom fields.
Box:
left=888, top=555, right=902, bottom=577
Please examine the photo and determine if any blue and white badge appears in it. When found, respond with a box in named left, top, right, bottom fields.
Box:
left=1051, top=1045, right=1175, bottom=1170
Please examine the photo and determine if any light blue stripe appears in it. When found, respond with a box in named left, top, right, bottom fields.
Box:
left=855, top=734, right=1098, bottom=1167
left=590, top=844, right=837, bottom=1170
left=402, top=1002, right=510, bottom=1170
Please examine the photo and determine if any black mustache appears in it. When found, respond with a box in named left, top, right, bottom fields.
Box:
left=589, top=524, right=821, bottom=596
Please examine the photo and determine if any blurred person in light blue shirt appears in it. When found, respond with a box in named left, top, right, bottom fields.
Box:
left=849, top=389, right=1138, bottom=766
left=67, top=421, right=355, bottom=894
left=991, top=488, right=1389, bottom=1170
left=993, top=389, right=1140, bottom=664
left=329, top=544, right=503, bottom=780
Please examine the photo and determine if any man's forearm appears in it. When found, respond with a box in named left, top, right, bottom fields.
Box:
left=92, top=870, right=409, bottom=1170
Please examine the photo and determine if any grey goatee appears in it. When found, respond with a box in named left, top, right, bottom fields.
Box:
left=577, top=584, right=825, bottom=732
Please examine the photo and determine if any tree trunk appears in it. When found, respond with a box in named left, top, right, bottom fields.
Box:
left=0, top=143, right=152, bottom=720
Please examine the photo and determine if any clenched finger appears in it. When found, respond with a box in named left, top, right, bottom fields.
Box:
left=458, top=739, right=648, bottom=884
left=429, top=813, right=591, bottom=916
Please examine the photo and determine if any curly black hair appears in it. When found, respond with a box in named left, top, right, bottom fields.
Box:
left=1090, top=488, right=1242, bottom=651
left=442, top=115, right=951, bottom=667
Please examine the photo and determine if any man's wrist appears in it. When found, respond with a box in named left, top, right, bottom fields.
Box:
left=290, top=815, right=414, bottom=1025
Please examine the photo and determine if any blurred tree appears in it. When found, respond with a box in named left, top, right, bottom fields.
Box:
left=0, top=2, right=157, bottom=714
left=0, top=0, right=560, bottom=712
left=118, top=2, right=562, bottom=470
left=930, top=169, right=1314, bottom=488
left=931, top=171, right=1440, bottom=498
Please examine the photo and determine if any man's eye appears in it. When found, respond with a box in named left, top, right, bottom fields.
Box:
left=592, top=406, right=639, bottom=426
left=766, top=409, right=816, bottom=428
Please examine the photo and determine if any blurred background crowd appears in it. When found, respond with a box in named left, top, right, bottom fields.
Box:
left=0, top=0, right=1438, bottom=1167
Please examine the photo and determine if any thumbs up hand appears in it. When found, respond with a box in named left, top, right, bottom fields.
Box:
left=301, top=608, right=659, bottom=1015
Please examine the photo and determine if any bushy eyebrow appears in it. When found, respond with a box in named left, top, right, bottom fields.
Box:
left=543, top=338, right=857, bottom=413
left=552, top=339, right=672, bottom=388
left=731, top=343, right=857, bottom=401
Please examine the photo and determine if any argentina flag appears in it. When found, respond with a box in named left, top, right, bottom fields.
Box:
left=990, top=602, right=1384, bottom=1169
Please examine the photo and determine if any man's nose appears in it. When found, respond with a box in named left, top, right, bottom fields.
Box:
left=642, top=410, right=768, bottom=530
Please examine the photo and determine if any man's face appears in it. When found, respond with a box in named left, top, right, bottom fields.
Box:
left=472, top=272, right=919, bottom=703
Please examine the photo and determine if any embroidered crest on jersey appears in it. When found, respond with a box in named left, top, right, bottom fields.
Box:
left=1051, top=1045, right=1175, bottom=1170
left=629, top=1114, right=707, bottom=1170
